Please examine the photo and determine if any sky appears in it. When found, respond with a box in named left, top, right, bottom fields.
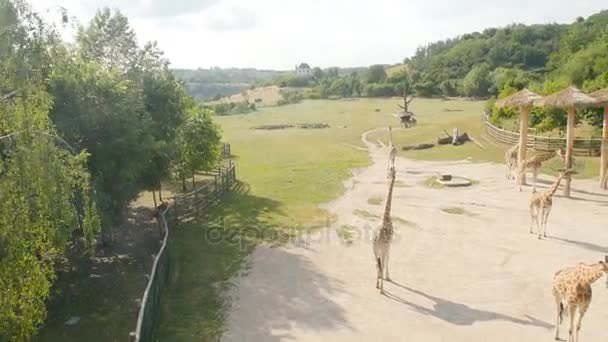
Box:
left=28, top=0, right=607, bottom=70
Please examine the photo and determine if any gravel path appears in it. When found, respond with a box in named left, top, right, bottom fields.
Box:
left=223, top=128, right=608, bottom=342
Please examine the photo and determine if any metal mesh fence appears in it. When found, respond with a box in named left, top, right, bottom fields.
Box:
left=130, top=157, right=236, bottom=342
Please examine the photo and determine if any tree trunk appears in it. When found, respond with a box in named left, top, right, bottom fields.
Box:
left=517, top=106, right=530, bottom=185
left=158, top=182, right=164, bottom=202
left=192, top=172, right=196, bottom=189
left=563, top=107, right=575, bottom=197
left=182, top=178, right=187, bottom=192
left=152, top=189, right=158, bottom=208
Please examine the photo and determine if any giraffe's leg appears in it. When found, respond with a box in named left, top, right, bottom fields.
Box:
left=575, top=303, right=589, bottom=342
left=567, top=304, right=576, bottom=342
left=384, top=248, right=391, bottom=281
left=375, top=257, right=381, bottom=289
left=537, top=206, right=544, bottom=239
left=543, top=204, right=552, bottom=238
left=554, top=296, right=562, bottom=340
left=529, top=203, right=537, bottom=234
left=533, top=168, right=539, bottom=192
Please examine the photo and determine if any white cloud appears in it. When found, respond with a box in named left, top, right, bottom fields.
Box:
left=204, top=5, right=257, bottom=31
left=26, top=0, right=608, bottom=69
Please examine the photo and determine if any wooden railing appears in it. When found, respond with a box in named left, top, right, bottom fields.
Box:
left=130, top=146, right=236, bottom=342
left=482, top=113, right=602, bottom=157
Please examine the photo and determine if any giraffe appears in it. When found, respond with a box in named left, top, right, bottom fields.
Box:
left=387, top=126, right=397, bottom=171
left=516, top=150, right=558, bottom=192
left=552, top=256, right=608, bottom=342
left=505, top=143, right=519, bottom=180
left=528, top=169, right=573, bottom=239
left=372, top=165, right=396, bottom=294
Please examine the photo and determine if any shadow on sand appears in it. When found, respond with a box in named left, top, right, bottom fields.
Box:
left=550, top=237, right=608, bottom=254
left=384, top=282, right=552, bottom=329
left=223, top=249, right=354, bottom=342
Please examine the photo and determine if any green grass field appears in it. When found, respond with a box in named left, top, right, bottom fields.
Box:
left=157, top=97, right=602, bottom=340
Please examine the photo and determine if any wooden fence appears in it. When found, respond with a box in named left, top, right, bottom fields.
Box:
left=130, top=147, right=236, bottom=342
left=482, top=113, right=602, bottom=157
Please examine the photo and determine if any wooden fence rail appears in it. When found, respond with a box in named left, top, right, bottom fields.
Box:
left=482, top=113, right=602, bottom=157
left=130, top=145, right=236, bottom=342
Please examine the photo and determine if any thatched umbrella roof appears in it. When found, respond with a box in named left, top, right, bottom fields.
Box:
left=495, top=88, right=542, bottom=108
left=590, top=88, right=608, bottom=104
left=540, top=86, right=598, bottom=108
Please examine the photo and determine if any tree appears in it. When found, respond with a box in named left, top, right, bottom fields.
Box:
left=328, top=78, right=350, bottom=97
left=462, top=63, right=492, bottom=97
left=47, top=57, right=152, bottom=236
left=0, top=3, right=100, bottom=339
left=364, top=65, right=387, bottom=84
left=173, top=109, right=222, bottom=191
left=312, top=67, right=324, bottom=84
left=76, top=8, right=139, bottom=74
left=141, top=71, right=192, bottom=199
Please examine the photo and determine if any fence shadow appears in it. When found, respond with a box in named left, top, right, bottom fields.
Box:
left=384, top=282, right=551, bottom=329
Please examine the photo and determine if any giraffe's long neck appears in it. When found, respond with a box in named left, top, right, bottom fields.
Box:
left=536, top=151, right=556, bottom=163
left=580, top=264, right=606, bottom=285
left=382, top=173, right=396, bottom=223
left=547, top=174, right=565, bottom=196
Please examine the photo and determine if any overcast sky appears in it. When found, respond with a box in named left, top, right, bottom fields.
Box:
left=29, top=0, right=607, bottom=70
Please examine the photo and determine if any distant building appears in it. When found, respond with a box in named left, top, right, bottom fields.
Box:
left=295, top=63, right=312, bottom=78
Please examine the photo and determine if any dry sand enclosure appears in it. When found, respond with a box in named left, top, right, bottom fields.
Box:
left=223, top=129, right=608, bottom=342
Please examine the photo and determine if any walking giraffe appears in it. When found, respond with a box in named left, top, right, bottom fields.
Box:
left=387, top=126, right=397, bottom=171
left=372, top=165, right=396, bottom=294
left=528, top=169, right=573, bottom=239
left=516, top=150, right=558, bottom=192
left=552, top=256, right=608, bottom=342
left=505, top=143, right=519, bottom=180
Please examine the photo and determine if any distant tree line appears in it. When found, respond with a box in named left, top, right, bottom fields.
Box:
left=0, top=1, right=222, bottom=339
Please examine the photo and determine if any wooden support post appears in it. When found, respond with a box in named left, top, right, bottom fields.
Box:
left=517, top=106, right=530, bottom=185
left=563, top=107, right=575, bottom=197
left=600, top=104, right=608, bottom=189
left=152, top=189, right=157, bottom=208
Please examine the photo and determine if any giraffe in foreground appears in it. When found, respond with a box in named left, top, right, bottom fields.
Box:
left=387, top=126, right=397, bottom=171
left=516, top=150, right=558, bottom=192
left=505, top=143, right=519, bottom=180
left=528, top=170, right=573, bottom=239
left=552, top=256, right=608, bottom=342
left=372, top=165, right=396, bottom=294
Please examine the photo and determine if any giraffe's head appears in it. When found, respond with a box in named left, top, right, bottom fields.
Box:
left=601, top=256, right=608, bottom=272
left=387, top=166, right=396, bottom=180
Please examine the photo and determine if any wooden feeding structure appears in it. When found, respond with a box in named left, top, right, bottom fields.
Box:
left=539, top=86, right=599, bottom=197
left=495, top=88, right=543, bottom=185
left=396, top=110, right=417, bottom=128
left=590, top=87, right=608, bottom=189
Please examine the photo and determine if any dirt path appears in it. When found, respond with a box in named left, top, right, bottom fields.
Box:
left=222, top=128, right=608, bottom=342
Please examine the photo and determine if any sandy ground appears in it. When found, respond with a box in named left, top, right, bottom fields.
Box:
left=222, top=128, right=608, bottom=342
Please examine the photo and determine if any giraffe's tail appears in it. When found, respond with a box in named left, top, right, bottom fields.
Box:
left=376, top=257, right=382, bottom=274
left=558, top=302, right=566, bottom=323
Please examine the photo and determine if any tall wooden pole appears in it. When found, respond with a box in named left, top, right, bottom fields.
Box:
left=563, top=107, right=576, bottom=197
left=517, top=106, right=530, bottom=185
left=600, top=104, right=608, bottom=189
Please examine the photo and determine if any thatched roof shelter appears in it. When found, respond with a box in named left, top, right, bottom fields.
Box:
left=539, top=86, right=598, bottom=108
left=540, top=86, right=598, bottom=196
left=495, top=88, right=543, bottom=108
left=495, top=89, right=543, bottom=187
left=590, top=88, right=608, bottom=103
